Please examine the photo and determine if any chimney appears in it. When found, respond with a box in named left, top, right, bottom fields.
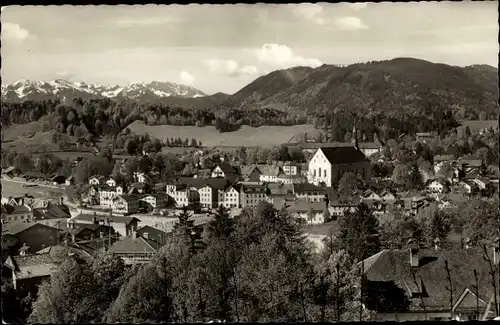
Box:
left=143, top=232, right=149, bottom=239
left=59, top=196, right=64, bottom=205
left=132, top=231, right=137, bottom=239
left=90, top=233, right=95, bottom=240
left=409, top=241, right=419, bottom=268
left=93, top=216, right=98, bottom=224
left=71, top=233, right=76, bottom=243
left=19, top=243, right=30, bottom=256
left=100, top=231, right=104, bottom=238
left=69, top=222, right=75, bottom=229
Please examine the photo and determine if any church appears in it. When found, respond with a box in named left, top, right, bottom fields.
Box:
left=307, top=126, right=372, bottom=187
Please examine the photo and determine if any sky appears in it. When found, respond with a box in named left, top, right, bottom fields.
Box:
left=1, top=3, right=498, bottom=95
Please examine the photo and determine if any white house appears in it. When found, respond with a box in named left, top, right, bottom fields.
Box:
left=140, top=193, right=169, bottom=209
left=133, top=172, right=149, bottom=184
left=307, top=147, right=371, bottom=187
left=166, top=184, right=200, bottom=207
left=427, top=180, right=447, bottom=194
left=99, top=186, right=124, bottom=208
left=211, top=162, right=237, bottom=179
left=380, top=190, right=397, bottom=203
left=362, top=189, right=381, bottom=201
left=106, top=177, right=117, bottom=187
left=89, top=175, right=105, bottom=185
left=112, top=195, right=139, bottom=215
left=223, top=185, right=240, bottom=208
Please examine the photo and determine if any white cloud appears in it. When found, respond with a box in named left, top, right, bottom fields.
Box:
left=333, top=16, right=368, bottom=30
left=205, top=59, right=259, bottom=77
left=292, top=3, right=325, bottom=24
left=2, top=22, right=30, bottom=42
left=255, top=44, right=322, bottom=68
left=349, top=3, right=367, bottom=10
left=179, top=71, right=195, bottom=85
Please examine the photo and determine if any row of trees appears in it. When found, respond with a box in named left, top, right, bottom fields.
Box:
left=26, top=204, right=370, bottom=323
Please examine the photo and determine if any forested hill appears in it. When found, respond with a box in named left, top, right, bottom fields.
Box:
left=223, top=58, right=498, bottom=121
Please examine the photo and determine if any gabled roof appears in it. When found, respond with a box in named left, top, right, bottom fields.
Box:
left=214, top=162, right=236, bottom=174
left=258, top=165, right=286, bottom=177
left=71, top=214, right=140, bottom=225
left=241, top=184, right=267, bottom=194
left=293, top=183, right=326, bottom=193
left=36, top=245, right=92, bottom=263
left=360, top=248, right=494, bottom=312
left=113, top=194, right=139, bottom=203
left=2, top=166, right=16, bottom=174
left=319, top=147, right=368, bottom=164
left=2, top=221, right=61, bottom=236
left=285, top=200, right=326, bottom=213
left=9, top=254, right=59, bottom=279
left=4, top=204, right=31, bottom=215
left=434, top=155, right=455, bottom=162
left=109, top=236, right=161, bottom=254
left=33, top=202, right=71, bottom=221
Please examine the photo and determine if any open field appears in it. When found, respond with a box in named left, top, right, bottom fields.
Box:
left=2, top=121, right=43, bottom=142
left=457, top=120, right=498, bottom=134
left=1, top=178, right=65, bottom=199
left=128, top=121, right=317, bottom=148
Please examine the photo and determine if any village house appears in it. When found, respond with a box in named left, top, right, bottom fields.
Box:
left=211, top=162, right=239, bottom=180
left=307, top=146, right=371, bottom=187
left=32, top=201, right=71, bottom=228
left=360, top=245, right=497, bottom=321
left=282, top=161, right=302, bottom=176
left=415, top=132, right=434, bottom=143
left=2, top=222, right=62, bottom=254
left=99, top=185, right=125, bottom=208
left=64, top=222, right=116, bottom=243
left=293, top=183, right=327, bottom=202
left=427, top=179, right=449, bottom=194
left=455, top=180, right=477, bottom=195
left=403, top=196, right=430, bottom=216
left=135, top=225, right=171, bottom=245
left=457, top=157, right=484, bottom=175
left=357, top=140, right=384, bottom=157
left=106, top=177, right=117, bottom=187
left=470, top=177, right=491, bottom=191
left=112, top=195, right=140, bottom=214
left=196, top=179, right=230, bottom=208
left=223, top=184, right=240, bottom=208
left=140, top=193, right=169, bottom=210
left=258, top=165, right=288, bottom=183
left=65, top=176, right=75, bottom=186
left=108, top=231, right=161, bottom=265
left=239, top=184, right=269, bottom=209
left=433, top=155, right=456, bottom=174
left=88, top=175, right=105, bottom=185
left=285, top=200, right=328, bottom=225
left=3, top=246, right=90, bottom=296
left=133, top=172, right=151, bottom=184
left=1, top=204, right=34, bottom=223
left=328, top=202, right=357, bottom=219
left=51, top=175, right=66, bottom=185
left=265, top=182, right=295, bottom=206
left=380, top=189, right=397, bottom=203
left=166, top=184, right=201, bottom=207
left=362, top=189, right=382, bottom=201
left=69, top=214, right=140, bottom=237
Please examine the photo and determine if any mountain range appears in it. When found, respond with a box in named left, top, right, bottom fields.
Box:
left=1, top=80, right=207, bottom=102
left=2, top=58, right=498, bottom=119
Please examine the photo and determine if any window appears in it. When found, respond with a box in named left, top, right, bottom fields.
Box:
left=324, top=169, right=326, bottom=177
left=313, top=169, right=316, bottom=177
left=318, top=168, right=322, bottom=177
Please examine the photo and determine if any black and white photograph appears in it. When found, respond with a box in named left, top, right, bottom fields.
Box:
left=1, top=2, right=499, bottom=323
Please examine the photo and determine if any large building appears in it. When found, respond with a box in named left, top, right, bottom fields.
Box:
left=307, top=146, right=371, bottom=187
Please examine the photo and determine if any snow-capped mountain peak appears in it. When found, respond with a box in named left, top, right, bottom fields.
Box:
left=1, top=79, right=207, bottom=102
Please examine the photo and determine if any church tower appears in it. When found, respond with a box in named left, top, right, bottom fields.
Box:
left=352, top=125, right=359, bottom=151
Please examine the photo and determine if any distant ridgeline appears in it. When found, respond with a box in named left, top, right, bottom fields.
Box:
left=1, top=58, right=497, bottom=138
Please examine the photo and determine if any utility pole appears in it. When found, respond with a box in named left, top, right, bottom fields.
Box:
left=359, top=260, right=364, bottom=321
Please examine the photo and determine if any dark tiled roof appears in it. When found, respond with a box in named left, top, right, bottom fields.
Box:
left=241, top=184, right=267, bottom=194
left=360, top=248, right=494, bottom=312
left=215, top=162, right=236, bottom=174
left=293, top=183, right=327, bottom=193
left=33, top=202, right=70, bottom=221
left=72, top=214, right=140, bottom=225
left=320, top=147, right=368, bottom=164
left=109, top=236, right=161, bottom=254
left=8, top=205, right=31, bottom=215
left=36, top=245, right=92, bottom=263
left=286, top=200, right=326, bottom=213
left=2, top=221, right=60, bottom=236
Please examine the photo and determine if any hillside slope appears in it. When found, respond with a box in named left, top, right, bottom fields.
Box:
left=224, top=58, right=498, bottom=119
left=225, top=66, right=313, bottom=108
